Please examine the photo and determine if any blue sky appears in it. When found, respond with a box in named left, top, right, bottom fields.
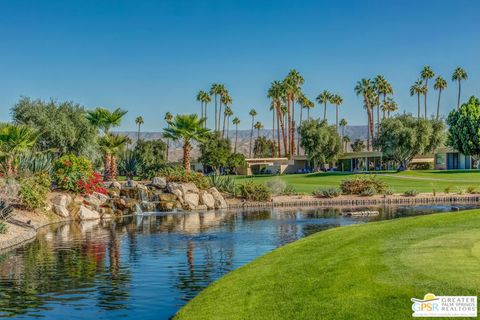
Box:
left=0, top=0, right=479, bottom=131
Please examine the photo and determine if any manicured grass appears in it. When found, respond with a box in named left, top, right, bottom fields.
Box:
left=234, top=170, right=480, bottom=194
left=176, top=209, right=480, bottom=320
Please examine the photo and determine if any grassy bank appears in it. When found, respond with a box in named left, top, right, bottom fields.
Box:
left=234, top=170, right=480, bottom=194
left=176, top=209, right=480, bottom=319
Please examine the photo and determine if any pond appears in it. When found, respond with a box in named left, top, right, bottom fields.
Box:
left=0, top=204, right=477, bottom=319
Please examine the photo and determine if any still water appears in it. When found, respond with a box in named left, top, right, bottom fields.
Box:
left=0, top=204, right=477, bottom=319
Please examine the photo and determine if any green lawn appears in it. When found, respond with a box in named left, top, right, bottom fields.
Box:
left=234, top=170, right=480, bottom=194
left=176, top=209, right=480, bottom=320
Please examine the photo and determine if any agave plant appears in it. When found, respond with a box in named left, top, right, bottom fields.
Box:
left=16, top=152, right=54, bottom=176
left=119, top=150, right=141, bottom=179
left=208, top=175, right=236, bottom=196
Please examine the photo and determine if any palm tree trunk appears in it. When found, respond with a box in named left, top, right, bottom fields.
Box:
left=291, top=97, right=295, bottom=157
left=424, top=80, right=428, bottom=119
left=276, top=103, right=281, bottom=157
left=276, top=105, right=287, bottom=157
left=436, top=89, right=442, bottom=120
left=341, top=127, right=345, bottom=152
left=218, top=100, right=223, bottom=133
left=286, top=99, right=291, bottom=158
left=336, top=105, right=339, bottom=131
left=307, top=108, right=310, bottom=120
left=137, top=124, right=141, bottom=142
left=234, top=124, right=238, bottom=153
left=323, top=102, right=327, bottom=121
left=376, top=103, right=380, bottom=147
left=226, top=116, right=230, bottom=140
left=297, top=106, right=303, bottom=155
left=417, top=94, right=421, bottom=119
left=110, top=155, right=118, bottom=180
left=222, top=112, right=226, bottom=137
left=457, top=80, right=461, bottom=109
left=249, top=117, right=254, bottom=158
left=272, top=108, right=276, bottom=157
left=204, top=103, right=207, bottom=127
left=214, top=95, right=218, bottom=131
left=183, top=139, right=192, bottom=172
left=103, top=153, right=111, bottom=180
left=5, top=157, right=12, bottom=176
left=200, top=101, right=204, bottom=122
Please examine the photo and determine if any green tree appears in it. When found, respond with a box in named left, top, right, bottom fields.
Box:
left=232, top=117, right=240, bottom=153
left=316, top=90, right=333, bottom=122
left=163, top=114, right=210, bottom=172
left=98, top=133, right=130, bottom=180
left=0, top=124, right=38, bottom=175
left=253, top=136, right=275, bottom=158
left=298, top=119, right=342, bottom=169
left=378, top=114, right=445, bottom=170
left=384, top=97, right=398, bottom=118
left=350, top=139, right=365, bottom=152
left=254, top=121, right=263, bottom=138
left=446, top=96, right=480, bottom=167
left=135, top=116, right=144, bottom=141
left=12, top=97, right=98, bottom=157
left=226, top=152, right=246, bottom=174
left=452, top=67, right=468, bottom=109
left=248, top=109, right=257, bottom=158
left=198, top=132, right=231, bottom=173
left=433, top=76, right=447, bottom=120
left=133, top=139, right=166, bottom=178
left=421, top=66, right=435, bottom=118
left=86, top=107, right=127, bottom=134
left=410, top=79, right=425, bottom=120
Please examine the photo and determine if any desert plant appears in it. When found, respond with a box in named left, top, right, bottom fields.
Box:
left=157, top=165, right=211, bottom=190
left=265, top=177, right=287, bottom=196
left=283, top=185, right=296, bottom=196
left=444, top=186, right=451, bottom=194
left=340, top=176, right=387, bottom=195
left=383, top=188, right=395, bottom=196
left=208, top=175, right=236, bottom=195
left=19, top=172, right=51, bottom=210
left=467, top=186, right=477, bottom=194
left=16, top=152, right=54, bottom=176
left=313, top=187, right=341, bottom=198
left=359, top=187, right=376, bottom=197
left=119, top=150, right=140, bottom=179
left=404, top=189, right=419, bottom=197
left=238, top=181, right=272, bottom=201
left=456, top=187, right=466, bottom=195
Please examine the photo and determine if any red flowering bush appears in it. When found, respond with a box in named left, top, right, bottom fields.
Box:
left=53, top=154, right=105, bottom=194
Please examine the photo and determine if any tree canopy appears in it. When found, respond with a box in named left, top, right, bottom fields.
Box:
left=378, top=114, right=445, bottom=170
left=298, top=119, right=342, bottom=168
left=198, top=132, right=231, bottom=173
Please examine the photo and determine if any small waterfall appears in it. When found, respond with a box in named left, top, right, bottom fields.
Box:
left=135, top=203, right=143, bottom=215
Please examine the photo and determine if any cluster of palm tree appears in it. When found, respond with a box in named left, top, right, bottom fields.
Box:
left=86, top=108, right=129, bottom=180
left=0, top=124, right=38, bottom=176
left=196, top=84, right=235, bottom=137
left=410, top=66, right=467, bottom=120
left=354, top=75, right=395, bottom=151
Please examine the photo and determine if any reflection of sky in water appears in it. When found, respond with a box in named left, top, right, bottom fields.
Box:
left=0, top=204, right=477, bottom=319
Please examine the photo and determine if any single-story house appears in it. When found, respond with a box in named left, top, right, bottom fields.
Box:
left=434, top=148, right=474, bottom=170
left=238, top=156, right=309, bottom=176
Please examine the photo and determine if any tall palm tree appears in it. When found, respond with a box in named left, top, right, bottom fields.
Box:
left=200, top=91, right=211, bottom=128
left=221, top=95, right=232, bottom=137
left=343, top=135, right=351, bottom=153
left=209, top=83, right=222, bottom=131
left=297, top=94, right=312, bottom=155
left=385, top=97, right=398, bottom=118
left=248, top=109, right=257, bottom=158
left=135, top=116, right=144, bottom=141
left=452, top=67, right=468, bottom=109
left=374, top=75, right=393, bottom=137
left=196, top=90, right=207, bottom=120
left=420, top=66, right=435, bottom=118
left=232, top=117, right=240, bottom=153
left=86, top=107, right=128, bottom=134
left=316, top=90, right=333, bottom=121
left=224, top=106, right=233, bottom=139
left=285, top=70, right=304, bottom=157
left=410, top=79, right=424, bottom=119
left=99, top=133, right=130, bottom=180
left=217, top=84, right=227, bottom=132
left=269, top=102, right=276, bottom=157
left=354, top=79, right=374, bottom=151
left=339, top=118, right=347, bottom=151
left=163, top=114, right=210, bottom=172
left=164, top=112, right=173, bottom=162
left=268, top=81, right=287, bottom=157
left=0, top=124, right=38, bottom=175
left=331, top=94, right=343, bottom=130
left=254, top=121, right=263, bottom=139
left=433, top=76, right=447, bottom=120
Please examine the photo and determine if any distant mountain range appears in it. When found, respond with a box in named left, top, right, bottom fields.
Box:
left=115, top=125, right=368, bottom=161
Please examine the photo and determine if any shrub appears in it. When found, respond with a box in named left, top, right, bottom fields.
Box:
left=313, top=187, right=341, bottom=198
left=359, top=187, right=376, bottom=197
left=53, top=154, right=105, bottom=194
left=467, top=186, right=477, bottom=194
left=157, top=166, right=210, bottom=190
left=283, top=185, right=296, bottom=196
left=340, top=176, right=387, bottom=195
left=19, top=172, right=51, bottom=210
left=208, top=175, right=236, bottom=195
left=444, top=186, right=451, bottom=194
left=383, top=188, right=395, bottom=195
left=265, top=178, right=286, bottom=196
left=238, top=181, right=272, bottom=201
left=408, top=162, right=433, bottom=170
left=456, top=187, right=466, bottom=195
left=404, top=189, right=419, bottom=197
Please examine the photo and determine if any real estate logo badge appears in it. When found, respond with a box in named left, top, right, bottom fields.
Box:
left=411, top=293, right=477, bottom=317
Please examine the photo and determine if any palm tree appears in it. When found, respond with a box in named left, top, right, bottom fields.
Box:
left=224, top=106, right=233, bottom=139
left=209, top=83, right=222, bottom=131
left=316, top=90, right=333, bottom=121
left=99, top=133, right=130, bottom=180
left=285, top=70, right=304, bottom=157
left=248, top=109, right=257, bottom=158
left=232, top=117, right=240, bottom=153
left=200, top=91, right=211, bottom=128
left=0, top=124, right=38, bottom=175
left=421, top=66, right=435, bottom=118
left=269, top=102, right=276, bottom=157
left=385, top=97, right=398, bottom=118
left=452, top=67, right=468, bottom=109
left=86, top=107, right=128, bottom=134
left=331, top=94, right=343, bottom=130
left=254, top=121, right=263, bottom=139
left=135, top=116, right=144, bottom=142
left=339, top=118, right=347, bottom=151
left=163, top=114, right=210, bottom=172
left=343, top=135, right=351, bottom=153
left=164, top=112, right=173, bottom=162
left=410, top=79, right=424, bottom=119
left=433, top=76, right=447, bottom=120
left=221, top=94, right=232, bottom=137
left=196, top=90, right=209, bottom=124
left=217, top=84, right=227, bottom=132
left=374, top=75, right=393, bottom=137
left=268, top=81, right=287, bottom=157
left=354, top=79, right=374, bottom=151
left=297, top=94, right=312, bottom=155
